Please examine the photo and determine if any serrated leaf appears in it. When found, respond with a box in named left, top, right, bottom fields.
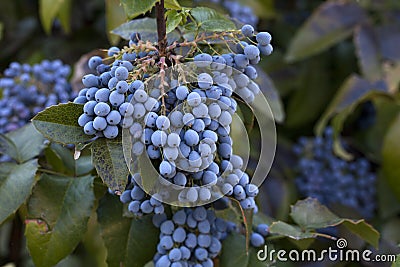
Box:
left=166, top=10, right=182, bottom=34
left=220, top=232, right=249, bottom=267
left=91, top=137, right=129, bottom=192
left=269, top=221, right=316, bottom=240
left=382, top=113, right=400, bottom=202
left=97, top=194, right=158, bottom=267
left=57, top=0, right=72, bottom=33
left=26, top=174, right=95, bottom=267
left=120, top=0, right=158, bottom=19
left=285, top=1, right=367, bottom=62
left=165, top=0, right=181, bottom=10
left=316, top=75, right=388, bottom=159
left=354, top=23, right=382, bottom=81
left=111, top=18, right=181, bottom=43
left=0, top=124, right=46, bottom=163
left=287, top=199, right=379, bottom=248
left=339, top=219, right=379, bottom=248
left=190, top=7, right=236, bottom=32
left=106, top=0, right=126, bottom=45
left=290, top=198, right=341, bottom=230
left=0, top=160, right=38, bottom=225
left=39, top=0, right=68, bottom=34
left=32, top=103, right=93, bottom=145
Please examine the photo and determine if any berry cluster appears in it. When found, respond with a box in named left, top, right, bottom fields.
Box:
left=293, top=128, right=376, bottom=218
left=152, top=207, right=233, bottom=267
left=0, top=60, right=72, bottom=134
left=76, top=24, right=274, bottom=266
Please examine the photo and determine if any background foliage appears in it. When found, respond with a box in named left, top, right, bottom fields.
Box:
left=0, top=0, right=399, bottom=266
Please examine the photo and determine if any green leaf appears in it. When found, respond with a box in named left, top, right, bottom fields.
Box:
left=39, top=0, right=69, bottom=34
left=354, top=23, right=382, bottom=81
left=91, top=137, right=129, bottom=193
left=269, top=221, right=316, bottom=240
left=165, top=0, right=181, bottom=9
left=220, top=232, right=249, bottom=267
left=0, top=160, right=38, bottom=225
left=285, top=1, right=367, bottom=62
left=111, top=18, right=181, bottom=43
left=382, top=113, right=400, bottom=202
left=166, top=10, right=182, bottom=34
left=32, top=103, right=93, bottom=145
left=0, top=124, right=46, bottom=163
left=288, top=199, right=379, bottom=248
left=316, top=75, right=388, bottom=159
left=256, top=68, right=285, bottom=123
left=97, top=194, right=158, bottom=267
left=120, top=0, right=158, bottom=19
left=339, top=219, right=380, bottom=248
left=57, top=0, right=72, bottom=33
left=290, top=198, right=341, bottom=230
left=190, top=7, right=236, bottom=32
left=26, top=174, right=95, bottom=267
left=106, top=0, right=127, bottom=45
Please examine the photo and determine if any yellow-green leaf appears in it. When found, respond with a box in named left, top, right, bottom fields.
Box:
left=106, top=0, right=126, bottom=45
left=120, top=0, right=158, bottom=19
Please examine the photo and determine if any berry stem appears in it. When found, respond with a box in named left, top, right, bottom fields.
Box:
left=156, top=0, right=167, bottom=57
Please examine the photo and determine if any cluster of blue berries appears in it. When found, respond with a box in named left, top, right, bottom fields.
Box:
left=152, top=207, right=234, bottom=267
left=119, top=173, right=165, bottom=216
left=250, top=223, right=269, bottom=247
left=78, top=25, right=275, bottom=265
left=293, top=128, right=376, bottom=218
left=74, top=33, right=157, bottom=139
left=0, top=60, right=72, bottom=134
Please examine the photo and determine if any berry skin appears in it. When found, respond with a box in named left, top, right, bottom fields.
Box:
left=93, top=116, right=107, bottom=131
left=119, top=102, right=134, bottom=116
left=258, top=44, right=273, bottom=56
left=241, top=24, right=254, bottom=37
left=176, top=86, right=189, bottom=100
left=103, top=125, right=118, bottom=139
left=256, top=32, right=272, bottom=46
left=83, top=121, right=96, bottom=135
left=106, top=110, right=122, bottom=125
left=78, top=114, right=93, bottom=127
left=94, top=102, right=110, bottom=116
left=115, top=66, right=129, bottom=80
left=194, top=53, right=213, bottom=67
left=156, top=115, right=170, bottom=130
left=116, top=80, right=129, bottom=93
left=95, top=88, right=110, bottom=102
left=250, top=233, right=265, bottom=247
left=88, top=56, right=103, bottom=70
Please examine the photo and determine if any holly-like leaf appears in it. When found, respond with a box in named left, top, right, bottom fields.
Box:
left=165, top=0, right=181, bottom=10
left=290, top=198, right=341, bottom=230
left=97, top=194, right=159, bottom=267
left=288, top=199, right=379, bottom=248
left=26, top=174, right=95, bottom=267
left=32, top=103, right=93, bottom=145
left=91, top=137, right=129, bottom=193
left=382, top=113, right=400, bottom=202
left=111, top=18, right=181, bottom=43
left=220, top=232, right=249, bottom=267
left=166, top=10, right=182, bottom=34
left=285, top=1, right=367, bottom=62
left=57, top=0, right=72, bottom=33
left=39, top=0, right=69, bottom=34
left=354, top=23, right=382, bottom=81
left=190, top=7, right=236, bottom=32
left=316, top=75, right=388, bottom=159
left=0, top=123, right=46, bottom=163
left=269, top=221, right=316, bottom=240
left=120, top=0, right=158, bottom=19
left=106, top=0, right=127, bottom=45
left=0, top=160, right=38, bottom=225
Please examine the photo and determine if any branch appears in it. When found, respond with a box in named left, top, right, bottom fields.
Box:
left=155, top=0, right=167, bottom=57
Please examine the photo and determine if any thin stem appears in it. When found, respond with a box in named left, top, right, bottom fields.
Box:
left=156, top=0, right=167, bottom=57
left=8, top=215, right=22, bottom=267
